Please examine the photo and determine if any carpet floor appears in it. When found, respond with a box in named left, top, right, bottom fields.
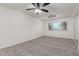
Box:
left=0, top=36, right=78, bottom=56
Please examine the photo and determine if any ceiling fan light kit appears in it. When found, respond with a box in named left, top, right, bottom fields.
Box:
left=35, top=9, right=42, bottom=14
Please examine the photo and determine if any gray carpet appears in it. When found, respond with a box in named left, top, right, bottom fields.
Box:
left=0, top=36, right=78, bottom=56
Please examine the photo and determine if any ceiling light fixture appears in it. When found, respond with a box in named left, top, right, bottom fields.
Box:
left=48, top=15, right=56, bottom=19
left=35, top=9, right=42, bottom=14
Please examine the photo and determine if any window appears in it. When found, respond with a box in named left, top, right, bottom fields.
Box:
left=48, top=22, right=67, bottom=31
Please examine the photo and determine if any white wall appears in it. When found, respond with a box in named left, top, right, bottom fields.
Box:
left=78, top=8, right=79, bottom=49
left=74, top=16, right=78, bottom=40
left=72, top=15, right=78, bottom=49
left=0, top=5, right=43, bottom=49
left=78, top=15, right=79, bottom=49
left=43, top=17, right=74, bottom=39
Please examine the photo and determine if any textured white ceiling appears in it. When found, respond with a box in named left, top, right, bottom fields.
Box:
left=0, top=3, right=79, bottom=20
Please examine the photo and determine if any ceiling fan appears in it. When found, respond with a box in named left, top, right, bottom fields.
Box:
left=26, top=3, right=50, bottom=14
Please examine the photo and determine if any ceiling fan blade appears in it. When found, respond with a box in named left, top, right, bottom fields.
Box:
left=26, top=8, right=35, bottom=10
left=41, top=9, right=49, bottom=12
left=42, top=3, right=50, bottom=7
left=32, top=3, right=36, bottom=7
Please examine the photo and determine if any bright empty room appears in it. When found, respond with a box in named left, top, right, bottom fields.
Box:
left=0, top=3, right=79, bottom=56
